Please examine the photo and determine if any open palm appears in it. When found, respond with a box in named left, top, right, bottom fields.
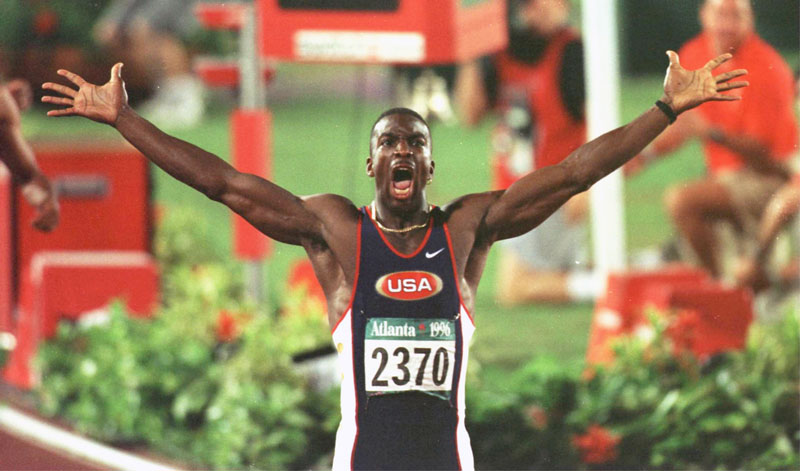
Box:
left=42, top=63, right=127, bottom=126
left=662, top=51, right=748, bottom=114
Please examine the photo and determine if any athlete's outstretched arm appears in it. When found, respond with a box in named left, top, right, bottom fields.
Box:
left=41, top=64, right=324, bottom=246
left=482, top=52, right=748, bottom=241
left=0, top=82, right=59, bottom=231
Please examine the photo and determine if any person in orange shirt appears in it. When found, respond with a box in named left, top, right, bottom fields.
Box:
left=0, top=79, right=59, bottom=232
left=456, top=0, right=596, bottom=304
left=640, top=0, right=798, bottom=280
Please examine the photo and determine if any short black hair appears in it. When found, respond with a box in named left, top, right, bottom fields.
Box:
left=371, top=107, right=430, bottom=135
left=369, top=107, right=430, bottom=154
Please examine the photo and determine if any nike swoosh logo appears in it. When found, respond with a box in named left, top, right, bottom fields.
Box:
left=425, top=248, right=445, bottom=259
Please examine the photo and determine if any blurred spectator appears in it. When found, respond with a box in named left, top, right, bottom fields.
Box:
left=735, top=76, right=800, bottom=295
left=93, top=0, right=205, bottom=129
left=394, top=65, right=457, bottom=125
left=638, top=0, right=798, bottom=281
left=734, top=174, right=800, bottom=293
left=455, top=0, right=597, bottom=304
left=0, top=79, right=59, bottom=231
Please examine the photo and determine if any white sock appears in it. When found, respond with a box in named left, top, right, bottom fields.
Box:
left=566, top=270, right=602, bottom=301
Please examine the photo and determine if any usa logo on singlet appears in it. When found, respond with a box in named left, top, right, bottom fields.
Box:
left=374, top=271, right=443, bottom=301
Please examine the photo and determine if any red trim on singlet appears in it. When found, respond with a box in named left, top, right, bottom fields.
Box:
left=443, top=223, right=475, bottom=326
left=366, top=205, right=434, bottom=259
left=349, top=298, right=359, bottom=471
left=331, top=214, right=363, bottom=335
left=350, top=215, right=364, bottom=470
left=443, top=222, right=468, bottom=471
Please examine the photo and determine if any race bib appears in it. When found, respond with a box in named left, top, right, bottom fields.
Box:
left=365, top=317, right=456, bottom=400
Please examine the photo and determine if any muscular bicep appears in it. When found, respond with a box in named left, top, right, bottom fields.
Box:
left=483, top=162, right=582, bottom=241
left=217, top=171, right=324, bottom=245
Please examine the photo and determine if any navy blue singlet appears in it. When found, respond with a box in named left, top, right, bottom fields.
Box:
left=331, top=206, right=475, bottom=470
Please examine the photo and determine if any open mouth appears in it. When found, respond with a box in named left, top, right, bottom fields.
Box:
left=391, top=166, right=414, bottom=199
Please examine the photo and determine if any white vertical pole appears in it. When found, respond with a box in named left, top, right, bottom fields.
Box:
left=582, top=0, right=626, bottom=285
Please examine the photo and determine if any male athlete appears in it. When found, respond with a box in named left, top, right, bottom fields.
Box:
left=42, top=51, right=746, bottom=470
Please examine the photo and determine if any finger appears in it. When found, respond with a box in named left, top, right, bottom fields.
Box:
left=41, top=95, right=73, bottom=106
left=666, top=50, right=680, bottom=67
left=110, top=62, right=124, bottom=82
left=717, top=80, right=749, bottom=91
left=57, top=69, right=87, bottom=87
left=715, top=69, right=747, bottom=83
left=47, top=108, right=76, bottom=117
left=704, top=53, right=733, bottom=70
left=710, top=94, right=742, bottom=101
left=42, top=82, right=77, bottom=98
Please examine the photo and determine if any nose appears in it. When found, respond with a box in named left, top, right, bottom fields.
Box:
left=394, top=138, right=412, bottom=156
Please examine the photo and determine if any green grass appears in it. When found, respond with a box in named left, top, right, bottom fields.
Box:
left=20, top=74, right=709, bottom=372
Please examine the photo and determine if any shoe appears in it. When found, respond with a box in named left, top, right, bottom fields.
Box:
left=140, top=75, right=205, bottom=129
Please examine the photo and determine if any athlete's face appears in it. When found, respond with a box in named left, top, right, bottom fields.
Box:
left=367, top=113, right=434, bottom=209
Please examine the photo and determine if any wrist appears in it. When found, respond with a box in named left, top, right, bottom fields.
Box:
left=654, top=99, right=677, bottom=124
left=113, top=104, right=133, bottom=128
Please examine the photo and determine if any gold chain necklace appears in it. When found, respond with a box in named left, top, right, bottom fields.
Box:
left=371, top=201, right=432, bottom=234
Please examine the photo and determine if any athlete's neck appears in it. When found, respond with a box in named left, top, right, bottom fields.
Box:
left=371, top=198, right=431, bottom=232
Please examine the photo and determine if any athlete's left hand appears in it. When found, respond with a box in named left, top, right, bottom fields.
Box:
left=660, top=51, right=748, bottom=115
left=41, top=63, right=128, bottom=126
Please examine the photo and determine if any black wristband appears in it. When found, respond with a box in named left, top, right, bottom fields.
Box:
left=655, top=100, right=677, bottom=124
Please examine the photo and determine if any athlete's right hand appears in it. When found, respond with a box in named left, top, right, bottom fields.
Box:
left=42, top=63, right=127, bottom=126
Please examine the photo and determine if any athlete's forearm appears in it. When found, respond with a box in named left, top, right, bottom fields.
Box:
left=113, top=105, right=235, bottom=199
left=113, top=105, right=322, bottom=245
left=484, top=104, right=670, bottom=240
left=564, top=104, right=670, bottom=189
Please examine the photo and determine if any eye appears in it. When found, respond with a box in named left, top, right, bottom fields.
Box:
left=413, top=138, right=425, bottom=147
left=381, top=137, right=395, bottom=147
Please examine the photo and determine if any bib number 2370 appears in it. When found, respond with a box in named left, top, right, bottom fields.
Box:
left=365, top=317, right=456, bottom=400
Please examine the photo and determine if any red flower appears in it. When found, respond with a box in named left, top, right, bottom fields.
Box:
left=666, top=309, right=700, bottom=354
left=524, top=405, right=548, bottom=430
left=572, top=425, right=620, bottom=465
left=216, top=310, right=239, bottom=342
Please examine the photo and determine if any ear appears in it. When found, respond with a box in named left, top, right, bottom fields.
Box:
left=366, top=156, right=374, bottom=177
left=428, top=161, right=435, bottom=182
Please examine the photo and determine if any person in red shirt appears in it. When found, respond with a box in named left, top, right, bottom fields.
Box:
left=641, top=0, right=798, bottom=279
left=456, top=0, right=596, bottom=304
left=0, top=78, right=59, bottom=232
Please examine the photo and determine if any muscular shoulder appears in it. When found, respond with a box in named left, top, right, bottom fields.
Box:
left=302, top=193, right=359, bottom=217
left=440, top=190, right=502, bottom=241
left=302, top=193, right=360, bottom=237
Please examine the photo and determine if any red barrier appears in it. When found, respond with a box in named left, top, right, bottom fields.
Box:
left=231, top=110, right=272, bottom=259
left=586, top=266, right=753, bottom=365
left=15, top=142, right=151, bottom=276
left=195, top=2, right=247, bottom=30
left=4, top=251, right=158, bottom=389
left=0, top=169, right=12, bottom=333
left=193, top=58, right=275, bottom=88
left=256, top=0, right=507, bottom=64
